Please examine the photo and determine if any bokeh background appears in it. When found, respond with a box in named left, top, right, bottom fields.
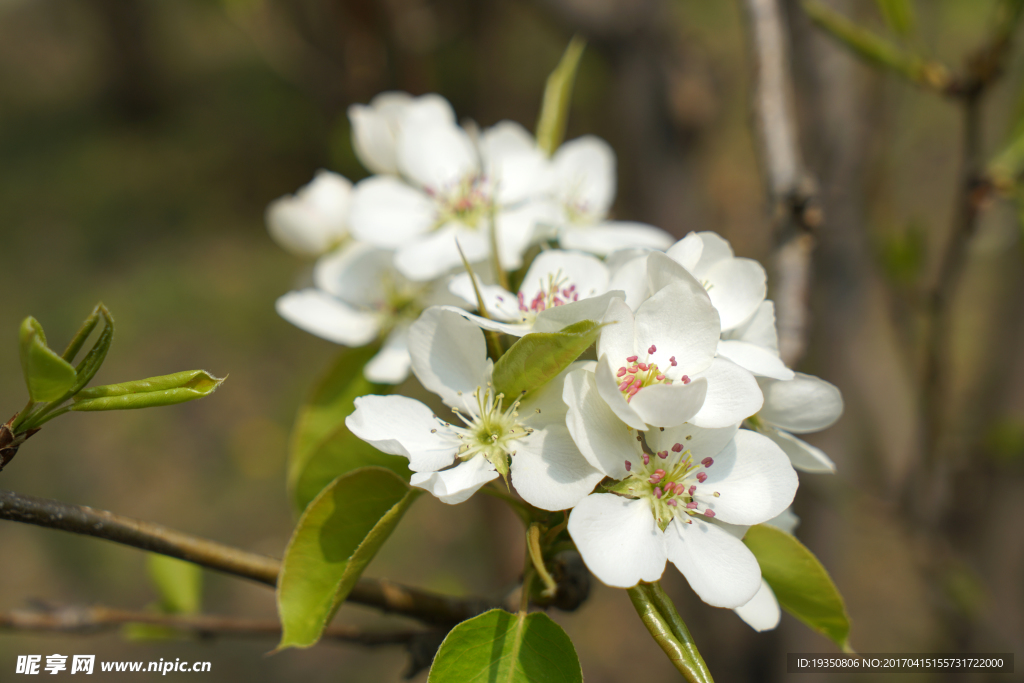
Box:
left=1, top=0, right=1022, bottom=681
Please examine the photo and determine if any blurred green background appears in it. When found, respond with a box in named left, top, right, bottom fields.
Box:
left=1, top=0, right=1022, bottom=681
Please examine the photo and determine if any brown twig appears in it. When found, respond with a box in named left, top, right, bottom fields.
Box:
left=0, top=489, right=497, bottom=627
left=743, top=0, right=822, bottom=367
left=0, top=604, right=421, bottom=646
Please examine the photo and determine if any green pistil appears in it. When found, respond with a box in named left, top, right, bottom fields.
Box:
left=448, top=386, right=531, bottom=485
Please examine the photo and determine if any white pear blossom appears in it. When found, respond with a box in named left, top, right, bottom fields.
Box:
left=346, top=308, right=603, bottom=507
left=349, top=111, right=551, bottom=282
left=349, top=92, right=456, bottom=176
left=266, top=171, right=352, bottom=258
left=595, top=270, right=763, bottom=430
left=276, top=242, right=458, bottom=383
left=446, top=249, right=622, bottom=336
left=563, top=367, right=798, bottom=605
left=546, top=137, right=674, bottom=256
left=749, top=373, right=844, bottom=473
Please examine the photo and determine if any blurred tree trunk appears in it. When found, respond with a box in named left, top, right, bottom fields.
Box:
left=88, top=0, right=162, bottom=120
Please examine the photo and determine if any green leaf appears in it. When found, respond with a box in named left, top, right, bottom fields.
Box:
left=803, top=0, right=949, bottom=91
left=875, top=0, right=914, bottom=38
left=19, top=317, right=77, bottom=403
left=535, top=36, right=587, bottom=156
left=492, top=319, right=603, bottom=401
left=627, top=582, right=714, bottom=683
left=71, top=370, right=224, bottom=411
left=427, top=609, right=582, bottom=683
left=61, top=304, right=102, bottom=363
left=277, top=467, right=420, bottom=649
left=147, top=554, right=202, bottom=615
left=288, top=347, right=410, bottom=513
left=743, top=524, right=852, bottom=649
left=61, top=304, right=115, bottom=402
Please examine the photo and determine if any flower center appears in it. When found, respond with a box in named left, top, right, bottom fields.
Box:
left=615, top=345, right=690, bottom=402
left=611, top=437, right=719, bottom=531
left=512, top=270, right=579, bottom=323
left=432, top=175, right=493, bottom=229
left=446, top=386, right=531, bottom=475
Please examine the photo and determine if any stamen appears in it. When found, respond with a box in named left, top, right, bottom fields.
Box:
left=648, top=345, right=657, bottom=354
left=669, top=356, right=677, bottom=366
left=701, top=457, right=714, bottom=467
left=667, top=499, right=677, bottom=507
left=616, top=367, right=627, bottom=377
left=685, top=502, right=698, bottom=509
left=654, top=487, right=663, bottom=499
left=704, top=509, right=716, bottom=518
left=696, top=472, right=707, bottom=483
left=624, top=460, right=632, bottom=471
left=681, top=375, right=691, bottom=384
left=688, top=485, right=696, bottom=495
left=657, top=450, right=668, bottom=459
left=671, top=443, right=684, bottom=453
left=626, top=355, right=638, bottom=362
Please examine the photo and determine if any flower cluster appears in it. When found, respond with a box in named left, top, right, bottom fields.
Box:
left=268, top=91, right=843, bottom=628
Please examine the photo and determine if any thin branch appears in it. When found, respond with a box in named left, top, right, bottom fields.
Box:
left=0, top=489, right=497, bottom=626
left=0, top=604, right=421, bottom=646
left=743, top=0, right=822, bottom=367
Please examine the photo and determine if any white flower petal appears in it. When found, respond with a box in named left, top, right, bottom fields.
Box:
left=399, top=93, right=457, bottom=128
left=691, top=231, right=735, bottom=279
left=520, top=249, right=610, bottom=299
left=596, top=298, right=637, bottom=366
left=552, top=136, right=616, bottom=220
left=757, top=373, right=844, bottom=433
left=704, top=257, right=767, bottom=331
left=664, top=516, right=761, bottom=608
left=276, top=289, right=380, bottom=346
left=394, top=223, right=487, bottom=281
left=349, top=176, right=436, bottom=248
left=634, top=278, right=720, bottom=375
left=266, top=171, right=352, bottom=258
left=511, top=425, right=604, bottom=511
left=560, top=222, right=674, bottom=256
left=346, top=395, right=456, bottom=472
left=665, top=232, right=704, bottom=272
left=436, top=306, right=532, bottom=337
left=759, top=426, right=836, bottom=473
left=447, top=273, right=517, bottom=320
left=726, top=300, right=780, bottom=351
left=349, top=94, right=410, bottom=175
left=734, top=579, right=781, bottom=632
left=628, top=380, right=709, bottom=428
left=410, top=456, right=499, bottom=505
left=594, top=357, right=648, bottom=431
left=364, top=326, right=412, bottom=384
left=495, top=203, right=548, bottom=272
left=397, top=121, right=479, bottom=192
left=608, top=252, right=652, bottom=311
left=533, top=291, right=625, bottom=334
left=563, top=368, right=642, bottom=478
left=349, top=92, right=454, bottom=175
left=481, top=121, right=547, bottom=205
left=313, top=241, right=391, bottom=305
left=689, top=357, right=763, bottom=429
left=408, top=307, right=489, bottom=405
left=647, top=423, right=740, bottom=462
left=568, top=494, right=667, bottom=588
left=716, top=340, right=794, bottom=381
left=690, top=429, right=798, bottom=525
